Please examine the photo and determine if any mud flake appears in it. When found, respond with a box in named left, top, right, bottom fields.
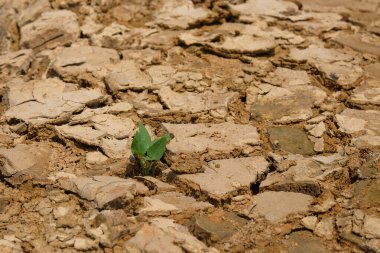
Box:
left=261, top=154, right=344, bottom=196
left=177, top=157, right=269, bottom=201
left=163, top=122, right=261, bottom=173
left=99, top=137, right=131, bottom=159
left=51, top=45, right=120, bottom=88
left=331, top=32, right=380, bottom=57
left=91, top=114, right=135, bottom=139
left=267, top=127, right=315, bottom=155
left=0, top=49, right=34, bottom=77
left=90, top=23, right=130, bottom=50
left=158, top=86, right=237, bottom=115
left=60, top=176, right=148, bottom=209
left=288, top=45, right=363, bottom=89
left=352, top=179, right=380, bottom=209
left=249, top=68, right=326, bottom=123
left=190, top=210, right=248, bottom=242
left=336, top=109, right=380, bottom=148
left=105, top=60, right=153, bottom=92
left=290, top=12, right=349, bottom=34
left=124, top=218, right=218, bottom=253
left=206, top=35, right=276, bottom=57
left=18, top=0, right=51, bottom=27
left=56, top=125, right=107, bottom=146
left=20, top=10, right=79, bottom=52
left=252, top=191, right=312, bottom=223
left=231, top=0, right=299, bottom=20
left=154, top=0, right=215, bottom=29
left=287, top=230, right=329, bottom=253
left=348, top=63, right=380, bottom=109
left=138, top=192, right=212, bottom=217
left=165, top=122, right=261, bottom=154
left=146, top=65, right=176, bottom=86
left=0, top=143, right=52, bottom=185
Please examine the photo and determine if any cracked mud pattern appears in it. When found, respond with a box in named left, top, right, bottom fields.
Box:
left=0, top=0, right=379, bottom=252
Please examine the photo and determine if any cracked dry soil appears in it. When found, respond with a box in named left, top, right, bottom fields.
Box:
left=0, top=0, right=380, bottom=252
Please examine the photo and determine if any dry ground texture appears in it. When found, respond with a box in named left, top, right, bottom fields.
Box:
left=0, top=0, right=380, bottom=252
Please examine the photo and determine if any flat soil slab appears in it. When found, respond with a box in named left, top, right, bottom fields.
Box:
left=336, top=109, right=380, bottom=148
left=176, top=156, right=269, bottom=201
left=163, top=122, right=261, bottom=173
left=251, top=191, right=313, bottom=223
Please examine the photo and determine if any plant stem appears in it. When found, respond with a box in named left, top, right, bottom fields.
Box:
left=135, top=155, right=156, bottom=176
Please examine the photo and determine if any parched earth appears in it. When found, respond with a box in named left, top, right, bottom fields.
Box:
left=0, top=0, right=379, bottom=252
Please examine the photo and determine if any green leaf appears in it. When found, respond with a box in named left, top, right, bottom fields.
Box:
left=131, top=122, right=152, bottom=156
left=146, top=133, right=171, bottom=161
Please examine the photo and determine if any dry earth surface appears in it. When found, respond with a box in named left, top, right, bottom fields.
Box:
left=0, top=0, right=380, bottom=252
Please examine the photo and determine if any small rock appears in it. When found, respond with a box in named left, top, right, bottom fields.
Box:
left=336, top=215, right=352, bottom=233
left=302, top=216, right=318, bottom=231
left=56, top=212, right=79, bottom=228
left=312, top=153, right=345, bottom=165
left=307, top=115, right=327, bottom=124
left=53, top=205, right=75, bottom=219
left=312, top=198, right=336, bottom=213
left=74, top=237, right=98, bottom=251
left=277, top=159, right=296, bottom=172
left=86, top=152, right=109, bottom=165
left=312, top=137, right=324, bottom=153
left=314, top=217, right=335, bottom=240
left=309, top=122, right=326, bottom=138
left=94, top=210, right=135, bottom=247
left=35, top=199, right=52, bottom=216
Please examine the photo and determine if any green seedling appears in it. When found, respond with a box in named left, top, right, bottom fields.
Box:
left=131, top=122, right=171, bottom=176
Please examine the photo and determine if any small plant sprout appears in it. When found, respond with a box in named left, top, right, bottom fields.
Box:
left=131, top=122, right=171, bottom=176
